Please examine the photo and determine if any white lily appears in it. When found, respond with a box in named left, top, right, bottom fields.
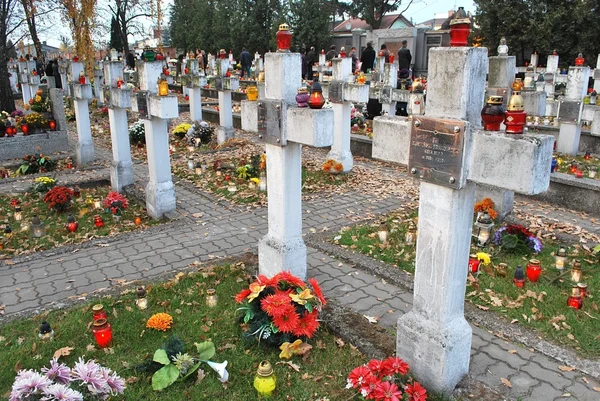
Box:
left=205, top=360, right=229, bottom=383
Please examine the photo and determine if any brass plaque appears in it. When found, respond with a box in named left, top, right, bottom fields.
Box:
left=257, top=100, right=285, bottom=146
left=558, top=100, right=581, bottom=123
left=409, top=116, right=466, bottom=189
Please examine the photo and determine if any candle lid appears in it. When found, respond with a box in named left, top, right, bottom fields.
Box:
left=278, top=23, right=290, bottom=31
left=573, top=260, right=582, bottom=269
left=32, top=216, right=41, bottom=225
left=257, top=360, right=273, bottom=376
left=557, top=248, right=566, bottom=257
left=577, top=283, right=587, bottom=290
left=514, top=265, right=525, bottom=280
left=39, top=321, right=52, bottom=334
left=486, top=95, right=504, bottom=105
left=92, top=304, right=105, bottom=312
left=93, top=318, right=108, bottom=327
left=137, top=286, right=147, bottom=298
left=571, top=286, right=580, bottom=297
left=206, top=288, right=216, bottom=296
left=469, top=254, right=477, bottom=259
left=529, top=259, right=540, bottom=266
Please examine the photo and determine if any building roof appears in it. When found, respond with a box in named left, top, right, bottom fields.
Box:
left=333, top=14, right=414, bottom=32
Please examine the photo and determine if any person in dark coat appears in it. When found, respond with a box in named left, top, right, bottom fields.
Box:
left=326, top=45, right=336, bottom=61
left=52, top=60, right=62, bottom=89
left=380, top=44, right=390, bottom=62
left=360, top=42, right=376, bottom=73
left=398, top=40, right=412, bottom=71
left=45, top=60, right=54, bottom=76
left=306, top=47, right=317, bottom=80
left=126, top=51, right=135, bottom=70
left=239, top=48, right=252, bottom=78
left=396, top=68, right=413, bottom=116
left=349, top=47, right=358, bottom=72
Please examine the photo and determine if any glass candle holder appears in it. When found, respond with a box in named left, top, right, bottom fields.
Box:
left=567, top=286, right=582, bottom=309
left=555, top=248, right=566, bottom=270
left=206, top=289, right=218, bottom=308
left=14, top=207, right=22, bottom=221
left=134, top=215, right=142, bottom=226
left=136, top=287, right=148, bottom=310
left=30, top=216, right=45, bottom=238
left=513, top=265, right=526, bottom=288
left=94, top=215, right=104, bottom=228
left=577, top=283, right=587, bottom=299
left=92, top=304, right=107, bottom=321
left=92, top=318, right=113, bottom=348
left=474, top=211, right=494, bottom=246
left=377, top=222, right=388, bottom=244
left=405, top=223, right=416, bottom=245
left=468, top=254, right=480, bottom=274
left=39, top=321, right=54, bottom=341
left=526, top=259, right=542, bottom=282
left=571, top=260, right=582, bottom=283
left=254, top=360, right=276, bottom=397
left=158, top=79, right=169, bottom=96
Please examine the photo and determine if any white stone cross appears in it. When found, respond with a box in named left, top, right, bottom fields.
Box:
left=325, top=57, right=369, bottom=172
left=258, top=51, right=334, bottom=280
left=93, top=61, right=105, bottom=106
left=593, top=54, right=600, bottom=93
left=368, top=61, right=423, bottom=117
left=180, top=58, right=207, bottom=122
left=135, top=60, right=178, bottom=218
left=17, top=60, right=38, bottom=105
left=209, top=58, right=239, bottom=144
left=372, top=47, right=553, bottom=393
left=71, top=65, right=95, bottom=165
left=7, top=62, right=18, bottom=95
left=104, top=61, right=134, bottom=192
left=556, top=64, right=590, bottom=155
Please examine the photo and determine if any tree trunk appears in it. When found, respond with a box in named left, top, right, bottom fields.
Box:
left=118, top=10, right=129, bottom=53
left=21, top=0, right=44, bottom=63
left=0, top=49, right=16, bottom=113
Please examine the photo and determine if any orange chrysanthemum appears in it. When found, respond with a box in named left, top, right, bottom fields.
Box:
left=235, top=288, right=252, bottom=303
left=146, top=313, right=173, bottom=331
left=309, top=278, right=326, bottom=306
left=293, top=311, right=320, bottom=338
left=272, top=304, right=300, bottom=333
left=334, top=163, right=343, bottom=172
left=273, top=271, right=306, bottom=289
left=260, top=291, right=292, bottom=317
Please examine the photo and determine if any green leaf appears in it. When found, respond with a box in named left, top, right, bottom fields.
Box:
left=305, top=303, right=313, bottom=313
left=153, top=349, right=171, bottom=365
left=502, top=234, right=519, bottom=249
left=195, top=341, right=215, bottom=361
left=179, top=361, right=202, bottom=382
left=593, top=245, right=600, bottom=253
left=152, top=364, right=179, bottom=391
left=243, top=308, right=254, bottom=324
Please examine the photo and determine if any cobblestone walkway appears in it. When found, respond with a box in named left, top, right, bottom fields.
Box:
left=1, top=135, right=599, bottom=400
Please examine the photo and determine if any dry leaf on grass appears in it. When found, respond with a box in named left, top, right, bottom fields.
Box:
left=53, top=347, right=74, bottom=360
left=276, top=361, right=301, bottom=372
left=363, top=315, right=380, bottom=324
left=500, top=378, right=512, bottom=388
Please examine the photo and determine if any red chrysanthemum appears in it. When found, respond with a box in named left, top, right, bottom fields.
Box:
left=308, top=278, right=326, bottom=305
left=348, top=365, right=371, bottom=389
left=293, top=311, right=320, bottom=338
left=405, top=382, right=427, bottom=401
left=372, top=381, right=403, bottom=401
left=256, top=274, right=276, bottom=287
left=271, top=304, right=300, bottom=333
left=260, top=291, right=292, bottom=317
left=367, top=359, right=386, bottom=378
left=235, top=288, right=252, bottom=303
left=273, top=271, right=306, bottom=289
left=359, top=373, right=380, bottom=399
left=381, top=357, right=410, bottom=376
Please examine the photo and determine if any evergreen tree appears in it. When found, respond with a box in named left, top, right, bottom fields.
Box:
left=290, top=0, right=331, bottom=52
left=109, top=16, right=124, bottom=52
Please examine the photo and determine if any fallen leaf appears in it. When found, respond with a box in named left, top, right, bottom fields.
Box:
left=14, top=361, right=22, bottom=373
left=593, top=387, right=600, bottom=392
left=125, top=306, right=133, bottom=312
left=508, top=350, right=517, bottom=354
left=17, top=337, right=24, bottom=345
left=558, top=365, right=575, bottom=372
left=96, top=243, right=110, bottom=247
left=335, top=338, right=345, bottom=348
left=53, top=347, right=74, bottom=360
left=501, top=378, right=512, bottom=388
left=363, top=315, right=379, bottom=324
left=276, top=360, right=301, bottom=372
left=192, top=213, right=203, bottom=218
left=126, top=377, right=139, bottom=384
left=195, top=369, right=205, bottom=384
left=476, top=305, right=490, bottom=311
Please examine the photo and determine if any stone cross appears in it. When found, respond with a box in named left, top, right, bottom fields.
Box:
left=180, top=58, right=207, bottom=122
left=104, top=61, right=134, bottom=192
left=258, top=52, right=334, bottom=280
left=368, top=62, right=398, bottom=116
left=17, top=60, right=38, bottom=105
left=372, top=47, right=553, bottom=393
left=325, top=57, right=369, bottom=172
left=7, top=62, right=18, bottom=94
left=556, top=64, right=590, bottom=155
left=135, top=60, right=178, bottom=218
left=68, top=61, right=84, bottom=98
left=71, top=69, right=95, bottom=165
left=209, top=58, right=239, bottom=144
left=93, top=61, right=105, bottom=105
left=593, top=54, right=600, bottom=93
left=58, top=60, right=68, bottom=95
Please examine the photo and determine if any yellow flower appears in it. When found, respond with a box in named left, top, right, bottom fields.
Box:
left=247, top=282, right=265, bottom=302
left=289, top=288, right=314, bottom=305
left=146, top=313, right=173, bottom=331
left=557, top=157, right=563, bottom=166
left=476, top=252, right=491, bottom=265
left=35, top=95, right=42, bottom=102
left=250, top=178, right=260, bottom=184
left=279, top=339, right=303, bottom=359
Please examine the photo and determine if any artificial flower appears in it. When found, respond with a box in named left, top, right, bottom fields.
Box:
left=279, top=339, right=303, bottom=359
left=382, top=357, right=409, bottom=376
left=476, top=252, right=491, bottom=265
left=246, top=282, right=265, bottom=302
left=294, top=311, right=319, bottom=338
left=309, top=278, right=326, bottom=305
left=405, top=381, right=427, bottom=401
left=289, top=288, right=314, bottom=305
left=271, top=306, right=300, bottom=333
left=146, top=313, right=173, bottom=331
left=347, top=365, right=372, bottom=388
left=261, top=292, right=292, bottom=317
left=372, top=381, right=403, bottom=401
left=235, top=288, right=251, bottom=303
left=274, top=271, right=306, bottom=288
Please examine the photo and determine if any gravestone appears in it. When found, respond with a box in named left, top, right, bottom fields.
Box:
left=18, top=60, right=37, bottom=104
left=8, top=62, right=18, bottom=94
left=372, top=47, right=553, bottom=393
left=94, top=61, right=104, bottom=105
left=104, top=61, right=134, bottom=192
left=593, top=55, right=600, bottom=93
left=180, top=58, right=206, bottom=122
left=325, top=57, right=369, bottom=172
left=257, top=50, right=334, bottom=279
left=556, top=64, right=590, bottom=155
left=72, top=71, right=95, bottom=165
left=209, top=57, right=239, bottom=144
left=49, top=88, right=67, bottom=132
left=135, top=60, right=178, bottom=218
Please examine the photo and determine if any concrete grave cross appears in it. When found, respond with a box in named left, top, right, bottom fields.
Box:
left=7, top=62, right=18, bottom=95
left=257, top=52, right=334, bottom=280
left=372, top=47, right=554, bottom=393
left=210, top=58, right=239, bottom=144
left=17, top=60, right=38, bottom=104
left=104, top=61, right=134, bottom=192
left=325, top=57, right=369, bottom=172
left=594, top=54, right=600, bottom=93
left=135, top=60, right=179, bottom=219
left=556, top=64, right=591, bottom=155
left=71, top=66, right=95, bottom=166
left=180, top=58, right=207, bottom=122
left=368, top=61, right=398, bottom=116
left=93, top=61, right=105, bottom=106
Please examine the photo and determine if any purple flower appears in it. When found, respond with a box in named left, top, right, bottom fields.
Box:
left=493, top=226, right=506, bottom=245
left=70, top=358, right=108, bottom=394
left=42, top=358, right=71, bottom=385
left=10, top=370, right=52, bottom=400
left=527, top=236, right=543, bottom=253
left=41, top=383, right=83, bottom=401
left=104, top=370, right=126, bottom=395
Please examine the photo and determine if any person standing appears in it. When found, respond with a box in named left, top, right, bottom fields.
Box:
left=360, top=42, right=376, bottom=73
left=196, top=49, right=205, bottom=73
left=398, top=40, right=412, bottom=71
left=306, top=46, right=317, bottom=80
left=239, top=48, right=251, bottom=79
left=349, top=47, right=358, bottom=72
left=126, top=51, right=135, bottom=70
left=326, top=45, right=336, bottom=61
left=52, top=60, right=62, bottom=89
left=380, top=44, right=390, bottom=62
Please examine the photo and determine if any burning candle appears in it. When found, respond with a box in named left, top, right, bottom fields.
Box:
left=92, top=304, right=107, bottom=321
left=567, top=286, right=583, bottom=309
left=468, top=254, right=480, bottom=274
left=92, top=318, right=113, bottom=348
left=526, top=259, right=542, bottom=282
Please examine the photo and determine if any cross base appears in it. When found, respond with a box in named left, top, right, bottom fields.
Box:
left=557, top=122, right=581, bottom=155
left=145, top=181, right=176, bottom=219
left=397, top=312, right=472, bottom=394
left=76, top=142, right=95, bottom=166
left=258, top=235, right=307, bottom=280
left=217, top=126, right=235, bottom=144
left=110, top=160, right=134, bottom=193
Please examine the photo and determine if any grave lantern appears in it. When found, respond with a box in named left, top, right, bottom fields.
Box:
left=206, top=288, right=218, bottom=308
left=584, top=151, right=591, bottom=160
left=134, top=215, right=143, bottom=226
left=555, top=248, right=567, bottom=270
left=571, top=260, right=582, bottom=282
left=30, top=215, right=45, bottom=238
left=497, top=37, right=508, bottom=56
left=513, top=265, right=526, bottom=287
left=473, top=211, right=494, bottom=246
left=589, top=167, right=597, bottom=179
left=505, top=91, right=526, bottom=134
left=79, top=71, right=86, bottom=85
left=14, top=207, right=22, bottom=221
left=4, top=225, right=13, bottom=240
left=567, top=286, right=583, bottom=309
left=38, top=321, right=54, bottom=340
left=308, top=82, right=325, bottom=109
left=158, top=77, right=169, bottom=96
left=449, top=7, right=471, bottom=47
left=227, top=181, right=237, bottom=192
left=577, top=283, right=587, bottom=298
left=276, top=23, right=292, bottom=52
left=254, top=360, right=276, bottom=397
left=575, top=53, right=584, bottom=66
left=535, top=74, right=545, bottom=92
left=136, top=287, right=148, bottom=310
left=94, top=215, right=104, bottom=228
left=92, top=304, right=108, bottom=321
left=377, top=222, right=388, bottom=244
left=258, top=171, right=267, bottom=191
left=65, top=215, right=79, bottom=233
left=48, top=119, right=57, bottom=130
left=481, top=96, right=505, bottom=131
left=93, top=199, right=102, bottom=209
left=247, top=86, right=259, bottom=101
left=405, top=222, right=416, bottom=245
left=187, top=156, right=195, bottom=170
left=526, top=259, right=542, bottom=282
left=468, top=254, right=480, bottom=274
left=295, top=88, right=309, bottom=107
left=92, top=318, right=113, bottom=348
left=143, top=48, right=156, bottom=62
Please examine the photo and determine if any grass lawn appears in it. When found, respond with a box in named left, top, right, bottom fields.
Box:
left=335, top=211, right=600, bottom=358
left=0, top=263, right=369, bottom=400
left=0, top=186, right=155, bottom=256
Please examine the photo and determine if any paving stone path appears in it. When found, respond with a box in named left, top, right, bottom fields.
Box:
left=1, top=133, right=599, bottom=400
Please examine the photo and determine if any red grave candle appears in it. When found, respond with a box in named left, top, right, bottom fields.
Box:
left=468, top=254, right=480, bottom=274
left=49, top=120, right=56, bottom=130
left=276, top=23, right=292, bottom=52
left=526, top=259, right=542, bottom=282
left=79, top=75, right=86, bottom=85
left=21, top=124, right=29, bottom=135
left=92, top=318, right=113, bottom=348
left=91, top=304, right=107, bottom=321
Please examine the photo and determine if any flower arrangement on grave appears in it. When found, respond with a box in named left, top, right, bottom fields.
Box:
left=474, top=197, right=498, bottom=220
left=29, top=90, right=51, bottom=113
left=31, top=176, right=57, bottom=193
left=8, top=357, right=126, bottom=400
left=235, top=154, right=261, bottom=180
left=185, top=121, right=214, bottom=146
left=146, top=313, right=174, bottom=331
left=350, top=107, right=366, bottom=128
left=236, top=272, right=326, bottom=346
left=346, top=357, right=427, bottom=401
left=128, top=120, right=146, bottom=145
left=493, top=224, right=543, bottom=254
left=16, top=153, right=58, bottom=175
left=172, top=123, right=192, bottom=139
left=43, top=186, right=75, bottom=212
left=102, top=191, right=129, bottom=216
left=18, top=112, right=49, bottom=129
left=0, top=110, right=9, bottom=130
left=11, top=110, right=24, bottom=118
left=322, top=159, right=344, bottom=173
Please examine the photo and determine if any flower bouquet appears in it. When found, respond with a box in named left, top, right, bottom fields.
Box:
left=236, top=272, right=326, bottom=346
left=128, top=120, right=145, bottom=145
left=31, top=176, right=56, bottom=194
left=322, top=159, right=343, bottom=174
left=9, top=357, right=126, bottom=400
left=494, top=224, right=542, bottom=254
left=43, top=186, right=74, bottom=212
left=346, top=357, right=427, bottom=401
left=474, top=197, right=498, bottom=220
left=102, top=192, right=129, bottom=219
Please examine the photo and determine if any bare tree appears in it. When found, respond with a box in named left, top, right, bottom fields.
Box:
left=105, top=0, right=152, bottom=53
